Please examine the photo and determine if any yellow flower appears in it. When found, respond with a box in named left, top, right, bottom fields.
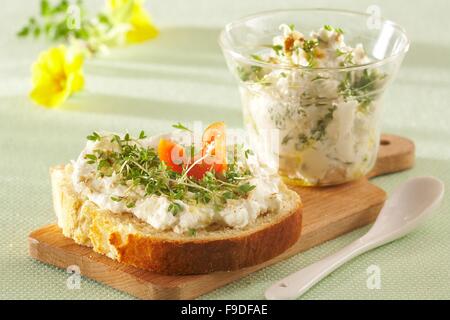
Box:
left=108, top=0, right=159, bottom=44
left=30, top=46, right=84, bottom=108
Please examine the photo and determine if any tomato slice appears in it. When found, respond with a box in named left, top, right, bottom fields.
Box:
left=157, top=139, right=185, bottom=174
left=157, top=122, right=228, bottom=179
left=201, top=121, right=227, bottom=173
left=186, top=157, right=213, bottom=180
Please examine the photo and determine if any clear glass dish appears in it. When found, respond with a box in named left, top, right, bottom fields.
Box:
left=219, top=9, right=409, bottom=186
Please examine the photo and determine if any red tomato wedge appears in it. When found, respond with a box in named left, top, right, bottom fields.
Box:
left=201, top=121, right=227, bottom=174
left=157, top=139, right=185, bottom=174
left=157, top=122, right=227, bottom=179
left=185, top=157, right=213, bottom=180
left=158, top=139, right=214, bottom=179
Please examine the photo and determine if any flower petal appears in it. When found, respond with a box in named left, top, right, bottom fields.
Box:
left=65, top=50, right=84, bottom=74
left=71, top=72, right=85, bottom=93
left=29, top=45, right=84, bottom=108
left=126, top=3, right=159, bottom=43
left=29, top=80, right=71, bottom=108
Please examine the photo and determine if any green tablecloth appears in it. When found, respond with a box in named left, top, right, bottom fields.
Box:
left=1, top=0, right=449, bottom=299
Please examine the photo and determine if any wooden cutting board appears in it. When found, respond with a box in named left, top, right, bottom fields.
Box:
left=29, top=134, right=414, bottom=299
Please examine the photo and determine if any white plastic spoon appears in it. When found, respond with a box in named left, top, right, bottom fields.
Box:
left=265, top=176, right=445, bottom=300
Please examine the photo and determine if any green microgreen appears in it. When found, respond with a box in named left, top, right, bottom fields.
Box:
left=272, top=44, right=283, bottom=55
left=139, top=130, right=147, bottom=139
left=168, top=202, right=183, bottom=216
left=244, top=149, right=254, bottom=159
left=251, top=54, right=263, bottom=62
left=323, top=25, right=344, bottom=34
left=172, top=122, right=192, bottom=132
left=335, top=48, right=346, bottom=57
left=87, top=132, right=101, bottom=141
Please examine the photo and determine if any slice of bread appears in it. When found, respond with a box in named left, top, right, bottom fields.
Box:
left=51, top=164, right=302, bottom=275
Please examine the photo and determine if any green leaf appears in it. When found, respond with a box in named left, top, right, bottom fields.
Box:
left=87, top=132, right=101, bottom=141
left=244, top=149, right=254, bottom=159
left=84, top=154, right=97, bottom=161
left=51, top=21, right=69, bottom=41
left=110, top=196, right=122, bottom=202
left=97, top=13, right=111, bottom=25
left=126, top=201, right=136, bottom=208
left=44, top=22, right=53, bottom=35
left=168, top=202, right=183, bottom=216
left=272, top=44, right=283, bottom=55
left=17, top=27, right=29, bottom=37
left=172, top=122, right=192, bottom=132
left=33, top=27, right=41, bottom=38
left=250, top=54, right=263, bottom=61
left=54, top=0, right=69, bottom=14
left=222, top=191, right=235, bottom=200
left=335, top=48, right=346, bottom=57
left=238, top=183, right=256, bottom=194
left=40, top=0, right=51, bottom=16
left=188, top=228, right=197, bottom=236
left=139, top=130, right=147, bottom=139
left=97, top=159, right=110, bottom=170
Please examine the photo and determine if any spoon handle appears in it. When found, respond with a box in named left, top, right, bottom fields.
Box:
left=265, top=239, right=371, bottom=300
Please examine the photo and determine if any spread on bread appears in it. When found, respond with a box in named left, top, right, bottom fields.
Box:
left=71, top=122, right=298, bottom=235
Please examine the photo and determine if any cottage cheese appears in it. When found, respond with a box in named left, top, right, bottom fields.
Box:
left=239, top=24, right=387, bottom=185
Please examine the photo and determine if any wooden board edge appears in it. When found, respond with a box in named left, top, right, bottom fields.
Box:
left=369, top=134, right=415, bottom=178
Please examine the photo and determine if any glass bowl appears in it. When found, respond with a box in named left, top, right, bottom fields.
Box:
left=219, top=9, right=409, bottom=186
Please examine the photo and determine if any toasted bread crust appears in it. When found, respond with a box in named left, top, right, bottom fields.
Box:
left=51, top=165, right=302, bottom=275
left=109, top=208, right=302, bottom=274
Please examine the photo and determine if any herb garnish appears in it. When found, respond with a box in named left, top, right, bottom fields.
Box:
left=323, top=25, right=344, bottom=34
left=288, top=105, right=337, bottom=151
left=272, top=45, right=283, bottom=56
left=87, top=132, right=101, bottom=141
left=338, top=69, right=385, bottom=114
left=84, top=131, right=255, bottom=214
left=139, top=130, right=147, bottom=139
left=172, top=122, right=192, bottom=133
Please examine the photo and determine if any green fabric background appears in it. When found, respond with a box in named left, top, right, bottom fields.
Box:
left=0, top=0, right=449, bottom=299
